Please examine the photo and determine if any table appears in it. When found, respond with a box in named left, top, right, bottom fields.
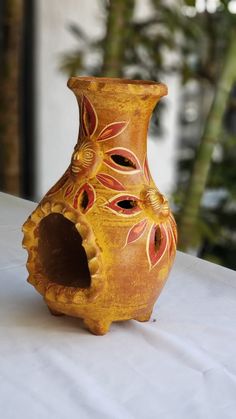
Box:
left=0, top=192, right=236, bottom=419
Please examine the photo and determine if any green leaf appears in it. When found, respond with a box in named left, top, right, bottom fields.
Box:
left=183, top=0, right=196, bottom=6
left=59, top=50, right=83, bottom=76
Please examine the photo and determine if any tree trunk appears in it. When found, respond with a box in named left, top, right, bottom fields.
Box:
left=101, top=0, right=135, bottom=78
left=0, top=0, right=23, bottom=195
left=178, top=29, right=236, bottom=251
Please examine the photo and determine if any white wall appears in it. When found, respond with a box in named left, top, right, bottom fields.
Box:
left=149, top=73, right=180, bottom=196
left=35, top=0, right=179, bottom=200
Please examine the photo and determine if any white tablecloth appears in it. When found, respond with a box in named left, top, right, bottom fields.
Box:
left=0, top=192, right=236, bottom=419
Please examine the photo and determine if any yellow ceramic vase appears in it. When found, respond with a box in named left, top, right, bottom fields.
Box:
left=22, top=77, right=177, bottom=335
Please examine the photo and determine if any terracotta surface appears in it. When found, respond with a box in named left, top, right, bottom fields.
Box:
left=22, top=77, right=177, bottom=335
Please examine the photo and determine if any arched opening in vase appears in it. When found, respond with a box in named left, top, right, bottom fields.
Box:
left=38, top=213, right=91, bottom=288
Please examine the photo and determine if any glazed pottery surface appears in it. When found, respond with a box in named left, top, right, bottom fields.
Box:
left=22, top=77, right=177, bottom=335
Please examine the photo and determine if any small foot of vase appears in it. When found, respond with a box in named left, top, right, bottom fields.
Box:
left=84, top=318, right=111, bottom=336
left=48, top=306, right=64, bottom=317
left=135, top=310, right=152, bottom=323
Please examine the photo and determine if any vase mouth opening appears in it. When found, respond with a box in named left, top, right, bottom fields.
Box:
left=68, top=76, right=168, bottom=97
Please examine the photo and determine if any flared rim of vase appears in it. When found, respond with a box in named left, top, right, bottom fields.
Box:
left=67, top=76, right=168, bottom=97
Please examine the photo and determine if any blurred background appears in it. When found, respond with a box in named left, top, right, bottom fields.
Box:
left=0, top=0, right=236, bottom=269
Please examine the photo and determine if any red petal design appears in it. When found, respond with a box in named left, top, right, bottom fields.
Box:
left=169, top=213, right=178, bottom=244
left=104, top=147, right=141, bottom=174
left=45, top=171, right=69, bottom=196
left=64, top=183, right=74, bottom=198
left=97, top=121, right=128, bottom=142
left=106, top=194, right=141, bottom=216
left=73, top=182, right=96, bottom=213
left=81, top=95, right=98, bottom=137
left=147, top=224, right=169, bottom=270
left=165, top=222, right=175, bottom=258
left=124, top=219, right=148, bottom=247
left=143, top=155, right=151, bottom=184
left=96, top=173, right=125, bottom=191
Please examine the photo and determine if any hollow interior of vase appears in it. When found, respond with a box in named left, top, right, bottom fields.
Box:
left=38, top=213, right=91, bottom=288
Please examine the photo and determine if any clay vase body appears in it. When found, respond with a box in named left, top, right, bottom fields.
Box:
left=22, top=77, right=177, bottom=335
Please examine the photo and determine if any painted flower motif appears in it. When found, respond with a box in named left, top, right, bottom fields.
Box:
left=104, top=189, right=176, bottom=270
left=71, top=95, right=129, bottom=179
left=47, top=95, right=131, bottom=211
left=70, top=94, right=134, bottom=205
left=104, top=156, right=177, bottom=270
left=141, top=158, right=177, bottom=269
left=70, top=95, right=147, bottom=190
left=125, top=190, right=176, bottom=270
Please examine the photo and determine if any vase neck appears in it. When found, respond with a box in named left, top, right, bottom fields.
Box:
left=68, top=77, right=167, bottom=155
